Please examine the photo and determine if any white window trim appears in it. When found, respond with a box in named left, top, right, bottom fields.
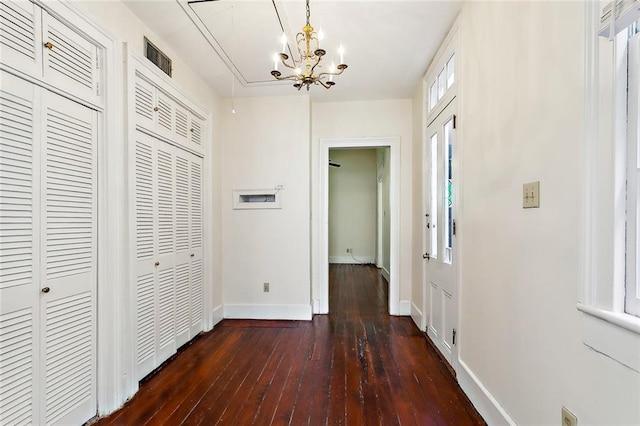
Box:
left=580, top=0, right=640, bottom=373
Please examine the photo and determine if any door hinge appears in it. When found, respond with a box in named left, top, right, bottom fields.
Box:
left=453, top=114, right=457, bottom=129
left=96, top=82, right=101, bottom=96
left=96, top=52, right=101, bottom=69
left=452, top=219, right=456, bottom=236
left=452, top=328, right=456, bottom=345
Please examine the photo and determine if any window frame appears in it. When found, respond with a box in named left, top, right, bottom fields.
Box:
left=626, top=30, right=640, bottom=316
left=579, top=0, right=640, bottom=373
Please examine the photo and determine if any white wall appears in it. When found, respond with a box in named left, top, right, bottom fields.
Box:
left=221, top=96, right=312, bottom=320
left=440, top=1, right=640, bottom=424
left=312, top=100, right=413, bottom=309
left=328, top=149, right=377, bottom=263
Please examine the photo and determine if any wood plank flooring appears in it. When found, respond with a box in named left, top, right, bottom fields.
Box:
left=93, top=264, right=485, bottom=425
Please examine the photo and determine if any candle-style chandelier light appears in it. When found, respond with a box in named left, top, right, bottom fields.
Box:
left=270, top=0, right=347, bottom=90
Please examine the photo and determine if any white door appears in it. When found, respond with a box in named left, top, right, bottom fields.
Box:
left=0, top=69, right=40, bottom=426
left=0, top=70, right=97, bottom=425
left=40, top=88, right=98, bottom=425
left=424, top=99, right=457, bottom=366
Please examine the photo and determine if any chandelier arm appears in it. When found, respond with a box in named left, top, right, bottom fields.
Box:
left=317, top=79, right=334, bottom=89
left=309, top=56, right=323, bottom=75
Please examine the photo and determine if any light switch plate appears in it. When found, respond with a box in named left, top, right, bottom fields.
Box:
left=523, top=181, right=540, bottom=208
left=561, top=406, right=577, bottom=426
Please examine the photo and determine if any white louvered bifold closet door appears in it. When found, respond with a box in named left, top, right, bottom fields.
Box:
left=0, top=70, right=39, bottom=426
left=134, top=128, right=204, bottom=379
left=0, top=70, right=97, bottom=425
left=135, top=131, right=177, bottom=380
left=134, top=130, right=158, bottom=379
left=173, top=149, right=191, bottom=347
left=40, top=88, right=97, bottom=426
left=0, top=0, right=42, bottom=78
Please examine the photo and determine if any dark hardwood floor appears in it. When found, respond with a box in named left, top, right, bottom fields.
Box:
left=93, top=264, right=485, bottom=425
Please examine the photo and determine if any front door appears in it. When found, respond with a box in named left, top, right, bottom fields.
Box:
left=423, top=99, right=457, bottom=366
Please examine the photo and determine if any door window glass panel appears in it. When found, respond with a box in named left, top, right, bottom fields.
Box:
left=437, top=69, right=446, bottom=100
left=443, top=118, right=454, bottom=263
left=429, top=81, right=437, bottom=110
left=430, top=133, right=438, bottom=259
left=446, top=54, right=455, bottom=88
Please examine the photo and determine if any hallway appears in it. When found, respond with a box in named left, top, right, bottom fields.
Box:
left=93, top=265, right=484, bottom=425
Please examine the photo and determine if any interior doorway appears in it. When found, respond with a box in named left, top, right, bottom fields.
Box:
left=317, top=137, right=400, bottom=315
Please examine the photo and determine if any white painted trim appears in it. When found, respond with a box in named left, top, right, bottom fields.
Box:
left=410, top=302, right=423, bottom=331
left=224, top=304, right=313, bottom=321
left=317, top=137, right=401, bottom=315
left=203, top=110, right=216, bottom=332
left=578, top=304, right=640, bottom=373
left=381, top=266, right=390, bottom=283
left=399, top=300, right=411, bottom=316
left=329, top=256, right=375, bottom=264
left=211, top=304, right=224, bottom=328
left=457, top=360, right=516, bottom=426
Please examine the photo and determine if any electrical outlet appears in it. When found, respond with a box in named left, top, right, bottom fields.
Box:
left=523, top=181, right=540, bottom=208
left=561, top=406, right=577, bottom=426
left=263, top=282, right=269, bottom=292
left=346, top=248, right=353, bottom=253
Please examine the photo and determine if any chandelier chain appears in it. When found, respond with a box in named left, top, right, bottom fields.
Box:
left=306, top=0, right=310, bottom=26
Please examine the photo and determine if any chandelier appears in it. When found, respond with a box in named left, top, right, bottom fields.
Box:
left=270, top=0, right=347, bottom=90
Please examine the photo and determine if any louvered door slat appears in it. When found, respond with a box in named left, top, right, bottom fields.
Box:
left=136, top=273, right=154, bottom=368
left=0, top=1, right=41, bottom=78
left=156, top=266, right=175, bottom=363
left=41, top=90, right=96, bottom=426
left=0, top=72, right=38, bottom=426
left=189, top=117, right=203, bottom=149
left=175, top=155, right=189, bottom=253
left=0, top=308, right=35, bottom=426
left=42, top=12, right=99, bottom=104
left=134, top=77, right=156, bottom=131
left=174, top=262, right=190, bottom=346
left=45, top=103, right=94, bottom=281
left=156, top=91, right=174, bottom=140
left=190, top=159, right=202, bottom=249
left=189, top=154, right=203, bottom=335
left=0, top=74, right=36, bottom=290
left=157, top=147, right=174, bottom=256
left=174, top=106, right=189, bottom=146
left=190, top=259, right=203, bottom=331
left=135, top=135, right=154, bottom=260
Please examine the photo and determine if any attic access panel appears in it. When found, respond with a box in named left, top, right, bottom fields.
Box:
left=187, top=1, right=282, bottom=85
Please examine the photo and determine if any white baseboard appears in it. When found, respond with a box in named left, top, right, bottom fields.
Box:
left=410, top=301, right=423, bottom=330
left=212, top=304, right=224, bottom=328
left=329, top=255, right=375, bottom=264
left=457, top=359, right=516, bottom=426
left=399, top=300, right=411, bottom=316
left=381, top=266, right=390, bottom=282
left=224, top=303, right=313, bottom=320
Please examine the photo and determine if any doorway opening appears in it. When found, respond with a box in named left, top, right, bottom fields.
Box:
left=327, top=148, right=389, bottom=309
left=317, top=137, right=400, bottom=315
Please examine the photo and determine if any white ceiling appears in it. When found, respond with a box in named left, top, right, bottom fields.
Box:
left=122, top=0, right=462, bottom=102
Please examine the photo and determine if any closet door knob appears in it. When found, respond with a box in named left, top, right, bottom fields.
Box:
left=153, top=107, right=159, bottom=112
left=44, top=42, right=53, bottom=50
left=154, top=261, right=160, bottom=266
left=41, top=287, right=50, bottom=293
left=190, top=253, right=195, bottom=258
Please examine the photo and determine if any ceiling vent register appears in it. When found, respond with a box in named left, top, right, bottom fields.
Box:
left=144, top=36, right=172, bottom=77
